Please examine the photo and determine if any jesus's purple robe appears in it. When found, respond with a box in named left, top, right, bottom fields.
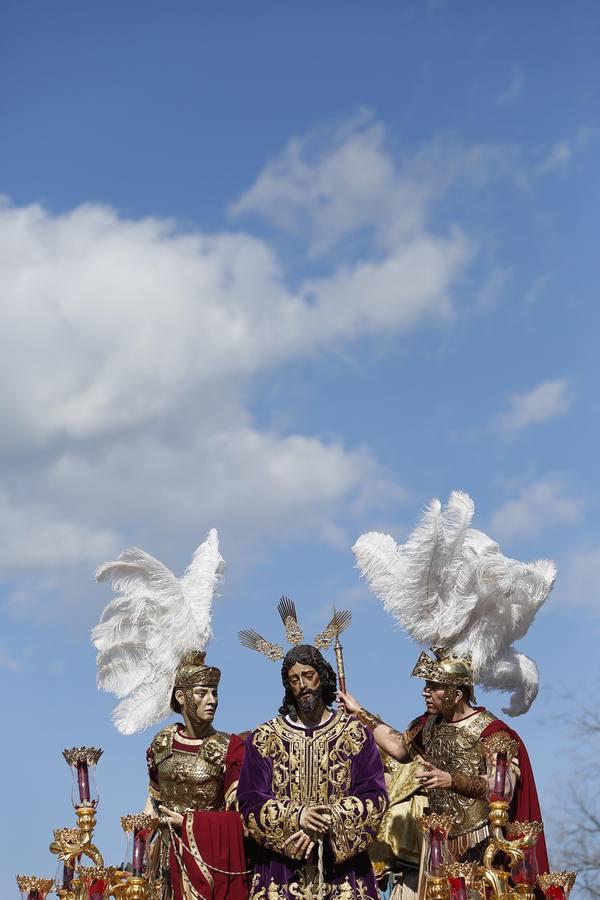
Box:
left=237, top=709, right=388, bottom=899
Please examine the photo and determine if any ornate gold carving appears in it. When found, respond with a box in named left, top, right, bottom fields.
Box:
left=328, top=795, right=387, bottom=862
left=75, top=804, right=98, bottom=834
left=314, top=610, right=352, bottom=652
left=174, top=651, right=221, bottom=688
left=415, top=813, right=455, bottom=835
left=278, top=596, right=304, bottom=645
left=247, top=710, right=386, bottom=868
left=481, top=732, right=518, bottom=761
left=537, top=872, right=577, bottom=893
left=241, top=602, right=353, bottom=663
left=53, top=826, right=82, bottom=846
left=123, top=875, right=149, bottom=899
left=63, top=746, right=103, bottom=766
left=313, top=623, right=337, bottom=651
left=426, top=874, right=450, bottom=900
left=506, top=820, right=544, bottom=839
left=239, top=629, right=285, bottom=661
left=421, top=710, right=495, bottom=835
left=513, top=884, right=536, bottom=900
left=50, top=812, right=103, bottom=867
left=16, top=875, right=55, bottom=892
left=439, top=861, right=479, bottom=883
left=481, top=799, right=527, bottom=891
left=246, top=798, right=304, bottom=855
left=77, top=864, right=113, bottom=881
left=252, top=711, right=365, bottom=805
left=120, top=813, right=159, bottom=832
left=487, top=800, right=510, bottom=830
left=150, top=727, right=230, bottom=815
left=411, top=651, right=473, bottom=688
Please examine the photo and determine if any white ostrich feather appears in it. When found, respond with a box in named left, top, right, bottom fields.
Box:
left=91, top=529, right=224, bottom=735
left=353, top=491, right=555, bottom=716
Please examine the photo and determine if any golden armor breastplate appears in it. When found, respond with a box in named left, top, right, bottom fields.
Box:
left=423, top=711, right=495, bottom=836
left=153, top=727, right=230, bottom=815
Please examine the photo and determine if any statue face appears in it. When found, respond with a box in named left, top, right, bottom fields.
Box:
left=287, top=661, right=323, bottom=716
left=422, top=680, right=460, bottom=716
left=177, top=684, right=219, bottom=727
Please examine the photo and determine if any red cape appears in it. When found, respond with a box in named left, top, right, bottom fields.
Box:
left=481, top=717, right=550, bottom=874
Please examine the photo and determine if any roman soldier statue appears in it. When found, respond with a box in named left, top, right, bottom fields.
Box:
left=92, top=529, right=249, bottom=899
left=340, top=491, right=553, bottom=897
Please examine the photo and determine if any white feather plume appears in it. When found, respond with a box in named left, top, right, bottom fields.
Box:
left=353, top=492, right=555, bottom=716
left=91, top=529, right=224, bottom=735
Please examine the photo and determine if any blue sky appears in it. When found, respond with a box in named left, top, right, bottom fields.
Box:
left=1, top=1, right=599, bottom=895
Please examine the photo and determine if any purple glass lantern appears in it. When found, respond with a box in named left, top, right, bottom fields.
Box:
left=63, top=747, right=102, bottom=809
left=481, top=733, right=518, bottom=803
left=416, top=814, right=454, bottom=877
left=506, top=821, right=544, bottom=888
left=121, top=814, right=158, bottom=878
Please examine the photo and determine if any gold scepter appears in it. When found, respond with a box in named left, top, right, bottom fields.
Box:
left=314, top=607, right=352, bottom=692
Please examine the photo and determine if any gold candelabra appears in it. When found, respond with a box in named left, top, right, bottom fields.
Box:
left=418, top=732, right=577, bottom=900
left=16, top=746, right=159, bottom=900
left=419, top=799, right=577, bottom=900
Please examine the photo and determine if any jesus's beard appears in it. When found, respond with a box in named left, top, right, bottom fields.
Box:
left=297, top=689, right=321, bottom=718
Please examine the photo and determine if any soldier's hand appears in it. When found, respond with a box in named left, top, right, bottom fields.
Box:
left=283, top=829, right=316, bottom=860
left=158, top=805, right=184, bottom=828
left=336, top=690, right=361, bottom=715
left=300, top=805, right=331, bottom=834
left=416, top=763, right=452, bottom=790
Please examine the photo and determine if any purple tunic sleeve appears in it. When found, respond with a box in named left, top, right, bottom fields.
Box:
left=237, top=731, right=305, bottom=858
left=328, top=725, right=388, bottom=863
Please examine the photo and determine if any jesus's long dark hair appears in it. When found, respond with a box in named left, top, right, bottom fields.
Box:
left=279, top=644, right=337, bottom=720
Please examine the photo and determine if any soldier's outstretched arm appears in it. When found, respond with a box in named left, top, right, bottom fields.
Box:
left=337, top=690, right=410, bottom=762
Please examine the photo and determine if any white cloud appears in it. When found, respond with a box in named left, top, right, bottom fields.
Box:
left=0, top=114, right=583, bottom=615
left=490, top=479, right=582, bottom=542
left=497, top=67, right=524, bottom=105
left=536, top=140, right=572, bottom=175
left=230, top=114, right=437, bottom=257
left=231, top=114, right=592, bottom=260
left=0, top=189, right=471, bottom=448
left=0, top=489, right=117, bottom=571
left=229, top=114, right=542, bottom=256
left=492, top=379, right=572, bottom=437
left=0, top=117, right=482, bottom=606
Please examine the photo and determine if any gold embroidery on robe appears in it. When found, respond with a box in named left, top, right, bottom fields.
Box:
left=248, top=711, right=386, bottom=862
